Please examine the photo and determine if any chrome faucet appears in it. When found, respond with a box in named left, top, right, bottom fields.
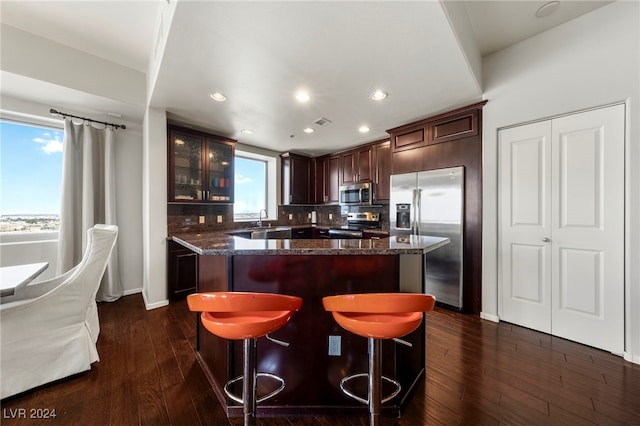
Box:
left=257, top=209, right=268, bottom=227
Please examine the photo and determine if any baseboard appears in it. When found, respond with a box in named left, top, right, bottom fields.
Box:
left=142, top=291, right=169, bottom=310
left=480, top=312, right=500, bottom=323
left=624, top=352, right=640, bottom=365
left=122, top=287, right=142, bottom=297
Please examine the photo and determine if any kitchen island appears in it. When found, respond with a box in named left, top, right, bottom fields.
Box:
left=172, top=232, right=448, bottom=418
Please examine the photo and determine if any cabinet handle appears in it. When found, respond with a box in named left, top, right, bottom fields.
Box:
left=542, top=237, right=550, bottom=242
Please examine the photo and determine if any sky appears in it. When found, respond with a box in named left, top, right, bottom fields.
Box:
left=0, top=121, right=63, bottom=216
left=234, top=156, right=266, bottom=215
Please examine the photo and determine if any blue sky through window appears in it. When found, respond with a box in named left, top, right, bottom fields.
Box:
left=0, top=121, right=63, bottom=215
left=234, top=156, right=266, bottom=217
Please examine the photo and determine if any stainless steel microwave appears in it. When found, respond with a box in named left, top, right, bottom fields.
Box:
left=339, top=182, right=373, bottom=206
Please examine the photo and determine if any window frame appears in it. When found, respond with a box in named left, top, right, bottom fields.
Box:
left=0, top=114, right=64, bottom=240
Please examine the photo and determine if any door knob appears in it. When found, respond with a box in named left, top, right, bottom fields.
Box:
left=542, top=237, right=551, bottom=242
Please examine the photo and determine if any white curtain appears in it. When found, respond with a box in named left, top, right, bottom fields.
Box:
left=57, top=119, right=122, bottom=302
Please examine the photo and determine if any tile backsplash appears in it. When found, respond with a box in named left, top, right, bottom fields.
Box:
left=168, top=203, right=389, bottom=235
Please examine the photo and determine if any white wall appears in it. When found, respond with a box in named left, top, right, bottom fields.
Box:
left=481, top=1, right=640, bottom=362
left=142, top=107, right=168, bottom=309
left=0, top=96, right=144, bottom=296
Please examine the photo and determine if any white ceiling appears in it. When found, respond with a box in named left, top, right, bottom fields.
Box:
left=0, top=0, right=613, bottom=155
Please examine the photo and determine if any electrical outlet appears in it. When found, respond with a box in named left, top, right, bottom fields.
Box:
left=328, top=335, right=341, bottom=356
left=199, top=215, right=205, bottom=224
left=217, top=215, right=223, bottom=223
left=308, top=213, right=312, bottom=219
left=329, top=213, right=333, bottom=220
left=288, top=214, right=293, bottom=220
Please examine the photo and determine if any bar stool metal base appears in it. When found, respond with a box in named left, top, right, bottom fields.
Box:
left=339, top=373, right=401, bottom=405
left=224, top=372, right=286, bottom=404
left=222, top=338, right=288, bottom=426
left=337, top=338, right=402, bottom=426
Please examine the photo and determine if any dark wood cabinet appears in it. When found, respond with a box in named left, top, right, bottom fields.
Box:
left=313, top=154, right=340, bottom=204
left=341, top=145, right=372, bottom=184
left=291, top=227, right=313, bottom=239
left=313, top=227, right=331, bottom=239
left=372, top=140, right=391, bottom=202
left=313, top=157, right=325, bottom=205
left=281, top=152, right=311, bottom=205
left=386, top=100, right=487, bottom=314
left=388, top=102, right=484, bottom=175
left=167, top=239, right=197, bottom=301
left=168, top=125, right=235, bottom=203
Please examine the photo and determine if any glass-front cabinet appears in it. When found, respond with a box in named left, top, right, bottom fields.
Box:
left=168, top=125, right=235, bottom=203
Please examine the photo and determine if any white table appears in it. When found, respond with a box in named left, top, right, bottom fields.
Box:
left=0, top=262, right=49, bottom=297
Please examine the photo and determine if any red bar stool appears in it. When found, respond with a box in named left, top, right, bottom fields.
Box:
left=322, top=293, right=435, bottom=425
left=187, top=292, right=302, bottom=426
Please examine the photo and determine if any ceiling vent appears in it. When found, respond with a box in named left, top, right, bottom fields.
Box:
left=314, top=117, right=332, bottom=126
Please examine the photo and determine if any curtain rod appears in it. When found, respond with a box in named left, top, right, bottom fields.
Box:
left=49, top=108, right=126, bottom=130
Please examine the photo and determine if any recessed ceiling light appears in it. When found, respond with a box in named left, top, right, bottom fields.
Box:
left=370, top=90, right=388, bottom=101
left=295, top=91, right=311, bottom=103
left=209, top=92, right=226, bottom=102
left=303, top=127, right=314, bottom=133
left=359, top=126, right=370, bottom=133
left=241, top=129, right=254, bottom=135
left=535, top=1, right=560, bottom=18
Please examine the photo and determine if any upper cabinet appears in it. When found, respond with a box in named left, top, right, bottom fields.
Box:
left=388, top=101, right=486, bottom=175
left=314, top=155, right=340, bottom=204
left=341, top=145, right=372, bottom=184
left=281, top=152, right=311, bottom=205
left=168, top=125, right=235, bottom=203
left=372, top=140, right=391, bottom=202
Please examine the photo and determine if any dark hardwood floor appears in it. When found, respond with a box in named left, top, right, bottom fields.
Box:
left=2, top=293, right=639, bottom=425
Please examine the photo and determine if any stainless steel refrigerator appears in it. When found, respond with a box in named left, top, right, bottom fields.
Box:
left=390, top=166, right=464, bottom=309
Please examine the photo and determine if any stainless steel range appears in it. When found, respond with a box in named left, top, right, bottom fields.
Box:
left=328, top=212, right=380, bottom=239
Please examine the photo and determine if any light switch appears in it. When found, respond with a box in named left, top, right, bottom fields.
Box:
left=288, top=214, right=293, bottom=220
left=199, top=215, right=205, bottom=224
left=217, top=215, right=223, bottom=223
left=329, top=214, right=333, bottom=220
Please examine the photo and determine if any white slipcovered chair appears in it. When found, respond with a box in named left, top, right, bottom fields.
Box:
left=0, top=224, right=118, bottom=399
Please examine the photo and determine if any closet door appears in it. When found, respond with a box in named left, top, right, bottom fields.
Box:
left=499, top=121, right=552, bottom=333
left=550, top=105, right=624, bottom=353
left=499, top=104, right=625, bottom=353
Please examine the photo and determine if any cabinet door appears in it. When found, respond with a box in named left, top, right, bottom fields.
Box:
left=373, top=141, right=391, bottom=201
left=204, top=138, right=234, bottom=203
left=167, top=240, right=197, bottom=301
left=341, top=151, right=356, bottom=184
left=169, top=129, right=205, bottom=202
left=313, top=157, right=326, bottom=204
left=281, top=153, right=310, bottom=204
left=355, top=146, right=372, bottom=182
left=326, top=156, right=340, bottom=203
left=342, top=147, right=372, bottom=184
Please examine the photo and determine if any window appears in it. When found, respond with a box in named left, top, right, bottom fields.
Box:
left=234, top=150, right=276, bottom=222
left=0, top=119, right=63, bottom=233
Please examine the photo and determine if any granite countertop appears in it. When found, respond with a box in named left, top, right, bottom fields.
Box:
left=171, top=232, right=449, bottom=256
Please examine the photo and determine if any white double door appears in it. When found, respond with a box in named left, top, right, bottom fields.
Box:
left=498, top=104, right=624, bottom=353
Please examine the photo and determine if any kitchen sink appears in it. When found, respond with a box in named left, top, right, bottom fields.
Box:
left=230, top=226, right=292, bottom=240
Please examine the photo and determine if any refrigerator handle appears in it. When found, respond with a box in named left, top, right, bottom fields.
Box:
left=415, top=188, right=422, bottom=235
left=411, top=189, right=418, bottom=235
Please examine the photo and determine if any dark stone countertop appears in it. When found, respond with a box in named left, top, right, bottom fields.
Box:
left=171, top=231, right=449, bottom=256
